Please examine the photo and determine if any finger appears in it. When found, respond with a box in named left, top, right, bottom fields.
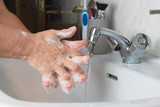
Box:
left=58, top=76, right=74, bottom=94
left=73, top=65, right=85, bottom=74
left=67, top=48, right=84, bottom=56
left=66, top=82, right=73, bottom=89
left=70, top=70, right=87, bottom=83
left=56, top=26, right=77, bottom=39
left=44, top=36, right=64, bottom=48
left=65, top=56, right=85, bottom=74
left=41, top=72, right=57, bottom=88
left=42, top=82, right=50, bottom=87
left=60, top=57, right=79, bottom=71
left=71, top=56, right=90, bottom=64
left=54, top=65, right=71, bottom=80
left=62, top=40, right=88, bottom=50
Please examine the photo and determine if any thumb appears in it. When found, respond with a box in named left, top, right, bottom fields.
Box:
left=56, top=26, right=77, bottom=39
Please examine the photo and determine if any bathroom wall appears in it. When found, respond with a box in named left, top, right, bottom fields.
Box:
left=103, top=0, right=160, bottom=57
left=57, top=0, right=160, bottom=57
left=53, top=0, right=80, bottom=24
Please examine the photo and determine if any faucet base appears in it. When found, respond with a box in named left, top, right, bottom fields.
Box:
left=122, top=57, right=141, bottom=64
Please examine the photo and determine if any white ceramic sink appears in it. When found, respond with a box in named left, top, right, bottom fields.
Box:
left=1, top=52, right=160, bottom=107
left=86, top=52, right=160, bottom=102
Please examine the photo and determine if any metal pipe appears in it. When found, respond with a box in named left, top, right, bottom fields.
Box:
left=149, top=9, right=160, bottom=14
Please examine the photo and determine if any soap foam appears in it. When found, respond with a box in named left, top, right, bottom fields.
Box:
left=21, top=56, right=27, bottom=60
left=72, top=73, right=82, bottom=82
left=71, top=56, right=88, bottom=64
left=42, top=72, right=57, bottom=88
left=45, top=37, right=56, bottom=45
left=56, top=26, right=75, bottom=38
left=56, top=31, right=72, bottom=38
left=15, top=33, right=19, bottom=37
left=21, top=31, right=36, bottom=41
left=65, top=41, right=86, bottom=50
left=21, top=31, right=28, bottom=38
left=78, top=45, right=86, bottom=50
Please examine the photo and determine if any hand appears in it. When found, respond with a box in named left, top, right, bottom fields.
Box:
left=26, top=26, right=90, bottom=94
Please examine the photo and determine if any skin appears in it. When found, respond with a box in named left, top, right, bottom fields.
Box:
left=0, top=0, right=29, bottom=32
left=0, top=0, right=90, bottom=93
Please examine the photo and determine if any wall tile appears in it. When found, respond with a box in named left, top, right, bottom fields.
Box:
left=138, top=0, right=160, bottom=28
left=110, top=0, right=160, bottom=57
left=113, top=26, right=138, bottom=40
left=110, top=0, right=138, bottom=28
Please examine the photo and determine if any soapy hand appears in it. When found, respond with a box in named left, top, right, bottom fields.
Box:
left=26, top=26, right=90, bottom=94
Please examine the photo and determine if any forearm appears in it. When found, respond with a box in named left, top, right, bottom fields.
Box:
left=0, top=24, right=34, bottom=59
left=0, top=0, right=29, bottom=32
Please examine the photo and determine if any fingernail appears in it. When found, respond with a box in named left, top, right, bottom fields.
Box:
left=58, top=77, right=74, bottom=94
left=42, top=82, right=50, bottom=87
left=66, top=82, right=73, bottom=89
left=81, top=74, right=87, bottom=82
left=72, top=74, right=86, bottom=82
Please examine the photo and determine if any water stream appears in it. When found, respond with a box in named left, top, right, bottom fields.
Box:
left=81, top=48, right=93, bottom=102
left=84, top=57, right=92, bottom=102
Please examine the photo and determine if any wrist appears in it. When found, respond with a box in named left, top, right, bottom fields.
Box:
left=19, top=32, right=37, bottom=60
left=0, top=24, right=36, bottom=59
left=11, top=31, right=36, bottom=60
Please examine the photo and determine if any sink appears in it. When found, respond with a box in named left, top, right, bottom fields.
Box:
left=1, top=52, right=160, bottom=106
left=86, top=52, right=160, bottom=102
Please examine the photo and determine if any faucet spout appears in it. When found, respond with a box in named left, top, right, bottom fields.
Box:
left=88, top=27, right=151, bottom=64
left=99, top=28, right=131, bottom=50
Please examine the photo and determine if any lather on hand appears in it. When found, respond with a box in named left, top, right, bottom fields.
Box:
left=26, top=26, right=90, bottom=94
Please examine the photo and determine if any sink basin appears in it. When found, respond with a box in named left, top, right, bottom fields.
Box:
left=1, top=52, right=160, bottom=106
left=86, top=52, right=160, bottom=102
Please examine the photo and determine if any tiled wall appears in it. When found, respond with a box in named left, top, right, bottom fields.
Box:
left=58, top=0, right=160, bottom=57
left=107, top=0, right=160, bottom=57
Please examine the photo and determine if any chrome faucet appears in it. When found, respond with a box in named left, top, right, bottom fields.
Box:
left=88, top=27, right=151, bottom=64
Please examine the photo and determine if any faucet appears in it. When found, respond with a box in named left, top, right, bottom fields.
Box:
left=88, top=27, right=151, bottom=64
